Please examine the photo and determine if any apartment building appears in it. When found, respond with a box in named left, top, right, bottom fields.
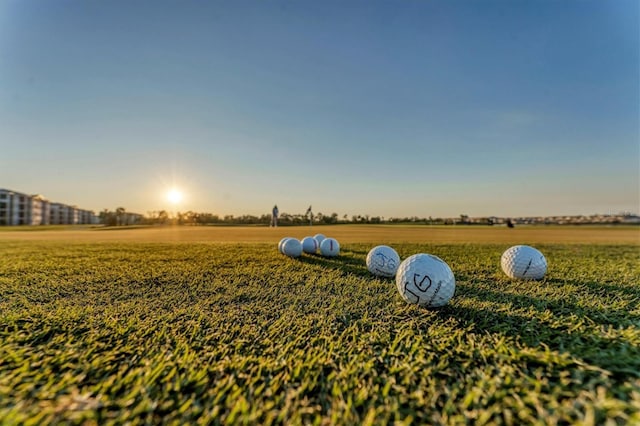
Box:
left=0, top=188, right=95, bottom=226
left=0, top=189, right=30, bottom=225
left=49, top=202, right=71, bottom=225
left=29, top=194, right=51, bottom=225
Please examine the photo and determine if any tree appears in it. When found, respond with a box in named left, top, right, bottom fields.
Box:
left=321, top=213, right=338, bottom=224
left=158, top=210, right=169, bottom=225
left=100, top=209, right=117, bottom=226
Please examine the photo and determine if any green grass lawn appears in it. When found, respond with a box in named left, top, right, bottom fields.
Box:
left=0, top=239, right=638, bottom=425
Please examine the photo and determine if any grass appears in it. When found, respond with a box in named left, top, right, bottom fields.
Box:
left=0, top=227, right=638, bottom=425
left=0, top=225, right=99, bottom=232
left=0, top=224, right=637, bottom=244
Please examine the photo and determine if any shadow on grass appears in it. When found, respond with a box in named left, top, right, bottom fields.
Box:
left=343, top=248, right=370, bottom=256
left=444, top=284, right=640, bottom=378
left=545, top=277, right=640, bottom=300
left=454, top=276, right=640, bottom=327
left=297, top=253, right=371, bottom=278
left=456, top=285, right=640, bottom=326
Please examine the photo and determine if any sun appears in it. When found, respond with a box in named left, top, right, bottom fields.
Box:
left=167, top=188, right=183, bottom=204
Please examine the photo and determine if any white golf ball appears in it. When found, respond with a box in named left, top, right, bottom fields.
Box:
left=314, top=233, right=326, bottom=247
left=320, top=238, right=340, bottom=257
left=282, top=238, right=303, bottom=258
left=501, top=245, right=547, bottom=280
left=301, top=236, right=318, bottom=254
left=366, top=245, right=400, bottom=278
left=278, top=237, right=292, bottom=254
left=395, top=253, right=455, bottom=308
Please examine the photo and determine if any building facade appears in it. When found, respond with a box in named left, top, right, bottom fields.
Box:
left=29, top=195, right=50, bottom=225
left=0, top=188, right=96, bottom=226
left=0, top=189, right=30, bottom=225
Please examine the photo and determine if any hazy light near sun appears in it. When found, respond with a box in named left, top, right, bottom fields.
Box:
left=167, top=189, right=183, bottom=204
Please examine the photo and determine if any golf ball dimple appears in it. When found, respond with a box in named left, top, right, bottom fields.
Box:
left=282, top=238, right=303, bottom=258
left=395, top=253, right=455, bottom=308
left=366, top=245, right=400, bottom=278
left=301, top=236, right=318, bottom=254
left=501, top=245, right=547, bottom=280
left=320, top=238, right=340, bottom=257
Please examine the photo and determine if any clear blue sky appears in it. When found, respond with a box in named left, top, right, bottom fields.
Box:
left=1, top=0, right=638, bottom=218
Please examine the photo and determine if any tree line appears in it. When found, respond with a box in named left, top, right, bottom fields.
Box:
left=98, top=208, right=640, bottom=227
left=98, top=208, right=475, bottom=226
left=142, top=211, right=343, bottom=226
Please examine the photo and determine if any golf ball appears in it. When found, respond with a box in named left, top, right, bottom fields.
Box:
left=320, top=238, right=340, bottom=257
left=301, top=236, right=318, bottom=254
left=278, top=237, right=292, bottom=254
left=501, top=245, right=547, bottom=280
left=314, top=233, right=326, bottom=247
left=282, top=238, right=303, bottom=258
left=395, top=253, right=455, bottom=308
left=366, top=245, right=400, bottom=278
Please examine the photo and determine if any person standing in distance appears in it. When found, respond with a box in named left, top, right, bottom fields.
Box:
left=271, top=205, right=279, bottom=227
left=306, top=205, right=312, bottom=226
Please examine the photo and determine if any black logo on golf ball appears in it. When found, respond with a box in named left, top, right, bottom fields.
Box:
left=374, top=252, right=388, bottom=268
left=521, top=258, right=533, bottom=277
left=404, top=273, right=442, bottom=306
left=374, top=253, right=396, bottom=274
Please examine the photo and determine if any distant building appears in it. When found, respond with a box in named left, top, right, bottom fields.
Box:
left=0, top=189, right=29, bottom=225
left=122, top=212, right=143, bottom=225
left=49, top=202, right=70, bottom=225
left=0, top=188, right=95, bottom=226
left=29, top=194, right=50, bottom=225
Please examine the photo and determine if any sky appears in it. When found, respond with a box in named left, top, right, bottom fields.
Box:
left=1, top=0, right=638, bottom=218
